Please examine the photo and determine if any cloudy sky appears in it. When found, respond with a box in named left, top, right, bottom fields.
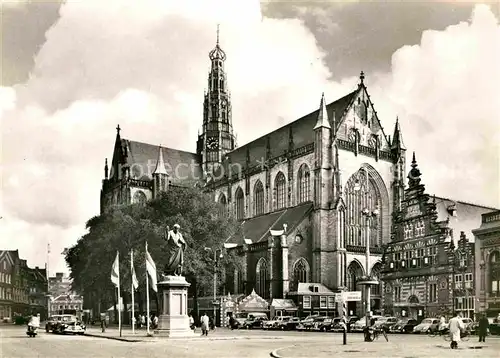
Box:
left=1, top=0, right=499, bottom=274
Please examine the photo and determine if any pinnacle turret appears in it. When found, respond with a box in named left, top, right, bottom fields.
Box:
left=408, top=151, right=422, bottom=187
left=391, top=117, right=406, bottom=150
left=153, top=146, right=169, bottom=176
left=313, top=93, right=331, bottom=130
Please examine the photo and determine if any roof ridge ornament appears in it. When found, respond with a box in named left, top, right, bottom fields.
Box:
left=209, top=24, right=226, bottom=61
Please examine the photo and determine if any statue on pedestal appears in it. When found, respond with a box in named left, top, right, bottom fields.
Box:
left=163, top=224, right=186, bottom=277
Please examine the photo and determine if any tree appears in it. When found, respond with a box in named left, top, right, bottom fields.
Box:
left=65, top=186, right=240, bottom=317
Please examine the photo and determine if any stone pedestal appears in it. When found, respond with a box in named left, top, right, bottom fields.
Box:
left=154, top=275, right=194, bottom=337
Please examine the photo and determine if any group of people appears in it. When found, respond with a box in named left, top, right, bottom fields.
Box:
left=132, top=314, right=158, bottom=330
left=434, top=312, right=490, bottom=349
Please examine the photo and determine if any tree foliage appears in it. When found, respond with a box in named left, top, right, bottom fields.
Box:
left=66, top=187, right=240, bottom=311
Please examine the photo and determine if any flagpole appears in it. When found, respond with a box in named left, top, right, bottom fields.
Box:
left=146, top=242, right=150, bottom=336
left=117, top=252, right=122, bottom=338
left=131, top=249, right=135, bottom=335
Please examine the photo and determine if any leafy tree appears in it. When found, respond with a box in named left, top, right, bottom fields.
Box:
left=65, top=186, right=240, bottom=319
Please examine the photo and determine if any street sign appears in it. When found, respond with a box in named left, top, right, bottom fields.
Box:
left=343, top=291, right=362, bottom=302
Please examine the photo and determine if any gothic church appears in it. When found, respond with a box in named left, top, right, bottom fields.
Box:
left=100, top=32, right=493, bottom=317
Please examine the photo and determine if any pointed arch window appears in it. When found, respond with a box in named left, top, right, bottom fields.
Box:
left=297, top=164, right=311, bottom=203
left=346, top=261, right=363, bottom=292
left=256, top=258, right=268, bottom=298
left=292, top=258, right=310, bottom=292
left=345, top=169, right=382, bottom=248
left=275, top=172, right=286, bottom=210
left=371, top=264, right=382, bottom=295
left=218, top=193, right=227, bottom=217
left=235, top=188, right=244, bottom=220
left=254, top=180, right=264, bottom=216
left=133, top=190, right=147, bottom=205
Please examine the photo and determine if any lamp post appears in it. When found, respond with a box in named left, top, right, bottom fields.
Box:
left=353, top=167, right=379, bottom=342
left=480, top=259, right=486, bottom=314
left=204, top=243, right=238, bottom=327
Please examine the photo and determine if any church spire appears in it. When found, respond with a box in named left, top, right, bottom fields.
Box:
left=391, top=117, right=406, bottom=150
left=153, top=146, right=168, bottom=175
left=314, top=93, right=331, bottom=130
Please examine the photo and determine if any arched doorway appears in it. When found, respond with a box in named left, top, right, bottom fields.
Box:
left=346, top=260, right=364, bottom=316
left=406, top=295, right=424, bottom=320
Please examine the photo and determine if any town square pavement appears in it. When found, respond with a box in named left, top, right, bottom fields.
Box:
left=1, top=325, right=499, bottom=357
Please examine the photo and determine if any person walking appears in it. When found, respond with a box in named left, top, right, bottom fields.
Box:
left=478, top=314, right=489, bottom=342
left=200, top=313, right=209, bottom=336
left=448, top=312, right=464, bottom=349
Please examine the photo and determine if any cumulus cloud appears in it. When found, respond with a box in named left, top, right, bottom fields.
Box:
left=0, top=0, right=333, bottom=272
left=0, top=1, right=498, bottom=273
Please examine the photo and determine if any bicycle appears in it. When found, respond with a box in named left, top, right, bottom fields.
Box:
left=366, top=327, right=389, bottom=342
left=428, top=328, right=448, bottom=337
left=443, top=329, right=470, bottom=342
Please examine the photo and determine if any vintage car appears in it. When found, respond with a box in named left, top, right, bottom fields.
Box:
left=297, top=315, right=320, bottom=331
left=390, top=318, right=418, bottom=333
left=413, top=318, right=440, bottom=334
left=262, top=316, right=292, bottom=330
left=373, top=316, right=398, bottom=331
left=281, top=317, right=301, bottom=331
left=350, top=315, right=383, bottom=332
left=46, top=314, right=86, bottom=335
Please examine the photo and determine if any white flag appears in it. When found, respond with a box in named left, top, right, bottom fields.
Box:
left=111, top=252, right=120, bottom=287
left=145, top=246, right=157, bottom=292
left=131, top=258, right=139, bottom=291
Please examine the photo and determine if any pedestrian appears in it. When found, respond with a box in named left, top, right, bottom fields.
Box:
left=448, top=312, right=464, bottom=349
left=153, top=315, right=158, bottom=329
left=189, top=314, right=195, bottom=332
left=200, top=313, right=209, bottom=336
left=140, top=314, right=145, bottom=329
left=478, top=314, right=489, bottom=343
left=100, top=315, right=106, bottom=333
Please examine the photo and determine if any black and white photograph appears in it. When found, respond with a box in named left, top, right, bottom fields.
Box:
left=1, top=0, right=499, bottom=357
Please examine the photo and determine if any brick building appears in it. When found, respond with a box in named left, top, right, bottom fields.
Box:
left=473, top=210, right=500, bottom=317
left=380, top=157, right=493, bottom=319
left=0, top=250, right=48, bottom=321
left=99, top=31, right=496, bottom=319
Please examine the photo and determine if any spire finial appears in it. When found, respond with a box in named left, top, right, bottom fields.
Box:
left=217, top=24, right=220, bottom=45
left=359, top=71, right=365, bottom=85
left=412, top=151, right=417, bottom=166
left=116, top=124, right=121, bottom=135
left=314, top=92, right=330, bottom=130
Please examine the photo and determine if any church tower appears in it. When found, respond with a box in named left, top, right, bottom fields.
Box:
left=196, top=25, right=236, bottom=174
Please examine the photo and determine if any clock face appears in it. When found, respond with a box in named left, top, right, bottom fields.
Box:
left=207, top=137, right=219, bottom=150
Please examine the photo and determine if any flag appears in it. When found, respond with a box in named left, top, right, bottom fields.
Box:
left=145, top=246, right=157, bottom=292
left=131, top=257, right=139, bottom=291
left=111, top=251, right=120, bottom=287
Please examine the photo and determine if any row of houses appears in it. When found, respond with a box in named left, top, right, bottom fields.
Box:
left=0, top=250, right=48, bottom=322
left=0, top=250, right=84, bottom=322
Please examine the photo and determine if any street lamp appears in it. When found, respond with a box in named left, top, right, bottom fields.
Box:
left=204, top=243, right=237, bottom=327
left=353, top=167, right=379, bottom=341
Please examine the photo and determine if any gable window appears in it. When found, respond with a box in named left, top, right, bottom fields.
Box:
left=274, top=172, right=286, bottom=210
left=303, top=295, right=311, bottom=309
left=464, top=273, right=473, bottom=289
left=253, top=180, right=264, bottom=216
left=235, top=188, right=244, bottom=220
left=297, top=164, right=311, bottom=203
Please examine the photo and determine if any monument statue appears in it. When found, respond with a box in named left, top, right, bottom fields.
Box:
left=163, top=224, right=186, bottom=276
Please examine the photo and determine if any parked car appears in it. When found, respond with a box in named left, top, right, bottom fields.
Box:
left=46, top=314, right=86, bottom=335
left=281, top=317, right=301, bottom=331
left=347, top=316, right=359, bottom=332
left=373, top=316, right=398, bottom=331
left=413, top=318, right=439, bottom=334
left=262, top=316, right=292, bottom=330
left=234, top=312, right=267, bottom=329
left=242, top=316, right=267, bottom=329
left=297, top=315, right=320, bottom=331
left=350, top=315, right=383, bottom=332
left=320, top=317, right=341, bottom=332
left=390, top=318, right=418, bottom=333
left=312, top=316, right=331, bottom=330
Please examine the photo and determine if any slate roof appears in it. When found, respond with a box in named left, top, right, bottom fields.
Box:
left=433, top=196, right=497, bottom=242
left=213, top=90, right=359, bottom=178
left=270, top=299, right=298, bottom=310
left=229, top=202, right=313, bottom=246
left=288, top=283, right=336, bottom=296
left=121, top=139, right=203, bottom=185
